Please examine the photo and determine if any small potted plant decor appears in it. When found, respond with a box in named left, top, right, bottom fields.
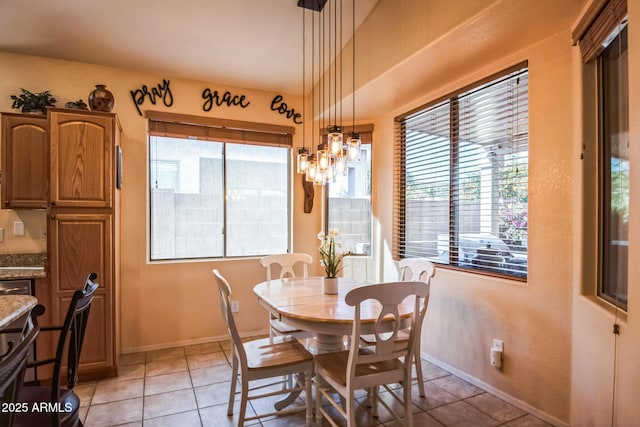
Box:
left=10, top=88, right=57, bottom=114
left=317, top=229, right=350, bottom=294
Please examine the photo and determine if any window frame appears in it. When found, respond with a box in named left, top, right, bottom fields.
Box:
left=147, top=112, right=294, bottom=262
left=393, top=62, right=529, bottom=281
left=324, top=125, right=374, bottom=257
left=596, top=19, right=628, bottom=311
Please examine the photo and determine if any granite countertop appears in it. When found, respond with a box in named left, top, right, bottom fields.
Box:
left=0, top=253, right=47, bottom=280
left=0, top=295, right=37, bottom=329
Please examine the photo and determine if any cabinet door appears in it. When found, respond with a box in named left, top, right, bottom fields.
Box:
left=1, top=114, right=49, bottom=208
left=49, top=111, right=113, bottom=208
left=49, top=212, right=114, bottom=375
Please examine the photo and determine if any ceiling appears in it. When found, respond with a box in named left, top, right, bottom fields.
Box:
left=0, top=0, right=379, bottom=95
left=1, top=0, right=589, bottom=119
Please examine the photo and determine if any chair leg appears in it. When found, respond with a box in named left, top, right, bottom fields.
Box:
left=414, top=352, right=425, bottom=397
left=346, top=389, right=356, bottom=427
left=404, top=371, right=413, bottom=427
left=238, top=376, right=249, bottom=427
left=315, top=376, right=324, bottom=424
left=305, top=368, right=313, bottom=424
left=228, top=357, right=238, bottom=415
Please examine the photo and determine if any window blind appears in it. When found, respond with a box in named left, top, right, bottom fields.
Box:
left=573, top=0, right=627, bottom=63
left=394, top=63, right=528, bottom=280
left=147, top=111, right=294, bottom=147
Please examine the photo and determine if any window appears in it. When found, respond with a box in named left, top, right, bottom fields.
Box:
left=394, top=64, right=528, bottom=279
left=327, top=127, right=373, bottom=256
left=148, top=113, right=293, bottom=261
left=598, top=18, right=628, bottom=310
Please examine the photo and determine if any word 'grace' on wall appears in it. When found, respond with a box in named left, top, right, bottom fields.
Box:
left=129, top=79, right=301, bottom=124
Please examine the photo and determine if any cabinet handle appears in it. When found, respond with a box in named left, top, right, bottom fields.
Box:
left=50, top=214, right=56, bottom=220
left=51, top=201, right=57, bottom=206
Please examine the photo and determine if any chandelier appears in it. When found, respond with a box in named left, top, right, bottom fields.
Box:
left=296, top=0, right=361, bottom=186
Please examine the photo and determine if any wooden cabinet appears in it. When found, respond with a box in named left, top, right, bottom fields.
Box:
left=1, top=113, right=49, bottom=208
left=49, top=110, right=113, bottom=208
left=47, top=108, right=120, bottom=380
left=49, top=212, right=114, bottom=375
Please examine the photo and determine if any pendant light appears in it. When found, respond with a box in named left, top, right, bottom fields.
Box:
left=297, top=5, right=310, bottom=174
left=298, top=0, right=359, bottom=186
left=346, top=0, right=361, bottom=162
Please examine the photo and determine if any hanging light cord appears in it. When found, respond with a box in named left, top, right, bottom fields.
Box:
left=302, top=5, right=306, bottom=151
left=352, top=0, right=356, bottom=134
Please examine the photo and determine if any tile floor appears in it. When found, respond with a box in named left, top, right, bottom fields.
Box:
left=77, top=338, right=554, bottom=427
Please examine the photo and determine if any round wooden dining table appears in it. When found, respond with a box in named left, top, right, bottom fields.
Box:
left=253, top=276, right=415, bottom=353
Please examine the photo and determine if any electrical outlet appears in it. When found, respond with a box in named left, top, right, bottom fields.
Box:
left=231, top=300, right=240, bottom=313
left=492, top=339, right=504, bottom=351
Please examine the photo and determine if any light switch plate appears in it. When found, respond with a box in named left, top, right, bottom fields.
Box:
left=13, top=221, right=24, bottom=236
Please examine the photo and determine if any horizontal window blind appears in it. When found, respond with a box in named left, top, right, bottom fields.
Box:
left=394, top=64, right=528, bottom=280
left=147, top=111, right=294, bottom=147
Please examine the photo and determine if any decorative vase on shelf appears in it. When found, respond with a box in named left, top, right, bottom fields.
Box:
left=88, top=84, right=115, bottom=112
left=323, top=277, right=339, bottom=295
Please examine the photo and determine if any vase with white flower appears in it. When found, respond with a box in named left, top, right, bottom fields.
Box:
left=318, top=229, right=349, bottom=294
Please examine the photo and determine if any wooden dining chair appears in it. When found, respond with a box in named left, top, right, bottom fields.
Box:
left=213, top=269, right=314, bottom=427
left=315, top=281, right=429, bottom=427
left=0, top=318, right=39, bottom=427
left=15, top=273, right=98, bottom=427
left=259, top=253, right=313, bottom=338
left=398, top=258, right=436, bottom=397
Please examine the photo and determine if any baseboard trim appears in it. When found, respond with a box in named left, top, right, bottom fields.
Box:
left=423, top=353, right=569, bottom=427
left=122, top=329, right=270, bottom=354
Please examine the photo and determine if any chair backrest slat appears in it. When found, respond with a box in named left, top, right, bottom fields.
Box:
left=213, top=269, right=247, bottom=364
left=260, top=253, right=312, bottom=281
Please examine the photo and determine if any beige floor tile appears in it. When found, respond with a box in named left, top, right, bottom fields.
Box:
left=75, top=381, right=96, bottom=407
left=466, top=392, right=526, bottom=423
left=120, top=351, right=146, bottom=366
left=84, top=397, right=143, bottom=427
left=199, top=402, right=260, bottom=426
left=505, top=414, right=554, bottom=426
left=431, top=375, right=485, bottom=399
left=145, top=370, right=193, bottom=396
left=146, top=356, right=188, bottom=377
left=98, top=363, right=146, bottom=383
left=194, top=381, right=237, bottom=408
left=143, top=388, right=198, bottom=419
left=420, top=360, right=452, bottom=381
left=428, top=401, right=500, bottom=427
left=185, top=341, right=224, bottom=356
left=187, top=351, right=229, bottom=370
left=409, top=381, right=459, bottom=410
left=92, top=378, right=144, bottom=405
left=144, top=409, right=202, bottom=427
left=78, top=406, right=88, bottom=424
left=190, top=364, right=233, bottom=387
left=147, top=346, right=186, bottom=362
left=385, top=410, right=445, bottom=426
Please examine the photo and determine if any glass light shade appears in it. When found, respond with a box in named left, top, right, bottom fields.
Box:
left=326, top=157, right=337, bottom=181
left=336, top=151, right=347, bottom=175
left=306, top=159, right=317, bottom=182
left=327, top=126, right=343, bottom=155
left=313, top=169, right=325, bottom=186
left=297, top=147, right=310, bottom=174
left=347, top=133, right=361, bottom=161
left=317, top=149, right=330, bottom=171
